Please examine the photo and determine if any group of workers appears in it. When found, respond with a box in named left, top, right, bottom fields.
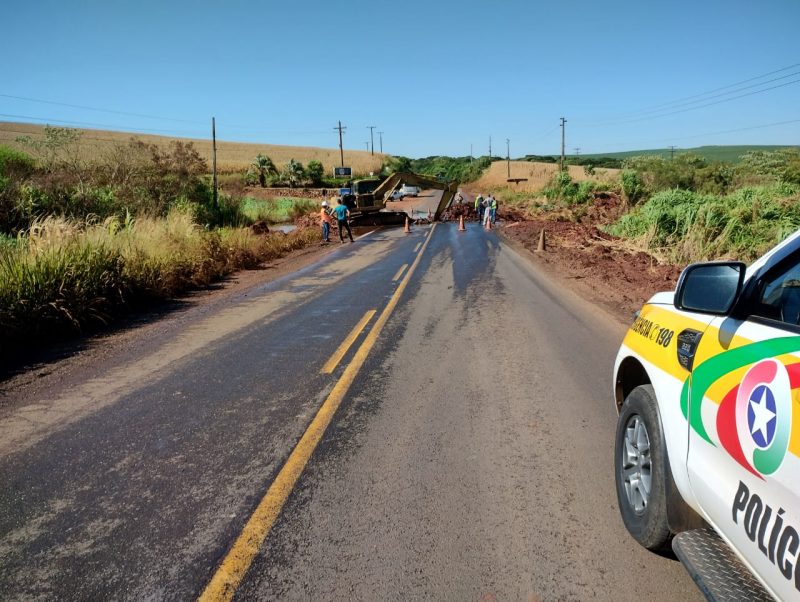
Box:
left=473, top=193, right=498, bottom=226
left=319, top=191, right=500, bottom=242
left=319, top=199, right=354, bottom=243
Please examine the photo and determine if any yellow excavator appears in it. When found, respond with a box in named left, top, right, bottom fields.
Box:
left=340, top=172, right=458, bottom=226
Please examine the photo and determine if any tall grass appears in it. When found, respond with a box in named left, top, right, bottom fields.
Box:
left=608, top=183, right=800, bottom=263
left=0, top=210, right=318, bottom=351
left=239, top=197, right=317, bottom=224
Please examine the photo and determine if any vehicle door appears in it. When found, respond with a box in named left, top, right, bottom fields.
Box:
left=686, top=252, right=800, bottom=599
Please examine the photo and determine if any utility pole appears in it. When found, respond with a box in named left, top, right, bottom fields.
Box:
left=334, top=121, right=346, bottom=167
left=470, top=143, right=473, bottom=162
left=506, top=138, right=511, bottom=178
left=560, top=117, right=567, bottom=171
left=368, top=125, right=376, bottom=155
left=378, top=131, right=383, bottom=154
left=365, top=141, right=369, bottom=151
left=212, top=117, right=218, bottom=209
left=574, top=147, right=580, bottom=157
left=669, top=145, right=677, bottom=161
left=489, top=136, right=492, bottom=158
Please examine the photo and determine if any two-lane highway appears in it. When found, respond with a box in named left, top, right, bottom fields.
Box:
left=0, top=217, right=701, bottom=600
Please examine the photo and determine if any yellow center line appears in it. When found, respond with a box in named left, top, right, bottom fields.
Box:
left=319, top=310, right=376, bottom=374
left=413, top=242, right=422, bottom=253
left=198, top=223, right=438, bottom=602
left=391, top=263, right=409, bottom=282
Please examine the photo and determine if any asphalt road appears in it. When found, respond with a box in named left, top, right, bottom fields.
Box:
left=0, top=215, right=702, bottom=600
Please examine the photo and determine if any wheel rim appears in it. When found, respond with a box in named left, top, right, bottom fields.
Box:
left=621, top=414, right=652, bottom=515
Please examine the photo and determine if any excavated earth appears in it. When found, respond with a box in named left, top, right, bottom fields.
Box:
left=494, top=194, right=682, bottom=323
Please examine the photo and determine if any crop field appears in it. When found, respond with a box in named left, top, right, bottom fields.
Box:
left=580, top=145, right=800, bottom=163
left=0, top=122, right=385, bottom=175
left=470, top=160, right=620, bottom=194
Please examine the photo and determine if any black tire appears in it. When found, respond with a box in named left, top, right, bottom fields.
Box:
left=614, top=384, right=673, bottom=551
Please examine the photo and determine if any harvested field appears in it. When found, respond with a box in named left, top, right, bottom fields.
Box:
left=0, top=122, right=385, bottom=175
left=472, top=160, right=620, bottom=194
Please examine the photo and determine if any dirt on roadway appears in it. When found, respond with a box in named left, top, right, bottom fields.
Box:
left=487, top=193, right=682, bottom=322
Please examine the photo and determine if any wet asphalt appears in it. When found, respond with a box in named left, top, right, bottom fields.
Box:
left=0, top=222, right=702, bottom=601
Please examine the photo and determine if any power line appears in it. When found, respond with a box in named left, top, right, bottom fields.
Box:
left=598, top=70, right=800, bottom=124
left=0, top=113, right=200, bottom=136
left=577, top=118, right=800, bottom=155
left=0, top=93, right=203, bottom=124
left=576, top=61, right=800, bottom=125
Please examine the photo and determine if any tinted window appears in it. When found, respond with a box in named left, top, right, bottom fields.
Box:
left=752, top=258, right=800, bottom=326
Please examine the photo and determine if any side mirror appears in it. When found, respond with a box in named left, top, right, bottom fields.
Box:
left=674, top=261, right=746, bottom=315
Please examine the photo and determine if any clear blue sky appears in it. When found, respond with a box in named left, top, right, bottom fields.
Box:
left=3, top=0, right=799, bottom=158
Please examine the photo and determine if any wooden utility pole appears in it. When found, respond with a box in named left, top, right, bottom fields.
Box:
left=212, top=117, right=218, bottom=209
left=574, top=147, right=580, bottom=157
left=334, top=121, right=346, bottom=167
left=470, top=143, right=473, bottom=162
left=378, top=131, right=383, bottom=154
left=560, top=117, right=567, bottom=171
left=669, top=145, right=677, bottom=161
left=368, top=126, right=376, bottom=155
left=489, top=136, right=492, bottom=158
left=506, top=138, right=511, bottom=178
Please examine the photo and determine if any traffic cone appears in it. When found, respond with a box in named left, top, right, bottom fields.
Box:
left=404, top=216, right=411, bottom=233
left=536, top=229, right=546, bottom=251
left=486, top=216, right=493, bottom=230
left=458, top=215, right=466, bottom=231
left=427, top=208, right=433, bottom=220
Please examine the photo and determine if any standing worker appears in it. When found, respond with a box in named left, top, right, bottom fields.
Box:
left=490, top=195, right=498, bottom=224
left=332, top=200, right=354, bottom=243
left=320, top=200, right=333, bottom=243
left=475, top=193, right=484, bottom=222
left=483, top=194, right=493, bottom=228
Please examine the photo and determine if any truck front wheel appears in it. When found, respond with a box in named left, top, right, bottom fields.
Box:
left=614, top=384, right=672, bottom=551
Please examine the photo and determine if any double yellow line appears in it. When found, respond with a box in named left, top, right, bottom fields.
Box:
left=199, top=224, right=437, bottom=601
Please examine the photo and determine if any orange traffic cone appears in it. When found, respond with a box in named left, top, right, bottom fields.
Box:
left=486, top=216, right=493, bottom=230
left=458, top=215, right=466, bottom=231
left=404, top=216, right=411, bottom=233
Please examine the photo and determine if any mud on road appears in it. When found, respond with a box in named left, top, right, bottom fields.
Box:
left=495, top=195, right=682, bottom=322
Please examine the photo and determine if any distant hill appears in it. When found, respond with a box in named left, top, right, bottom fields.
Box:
left=579, top=145, right=800, bottom=164
left=0, top=121, right=385, bottom=175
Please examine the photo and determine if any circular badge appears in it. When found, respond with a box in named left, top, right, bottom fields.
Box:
left=718, top=359, right=792, bottom=476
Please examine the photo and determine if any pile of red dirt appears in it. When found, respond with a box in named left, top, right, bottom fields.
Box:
left=498, top=194, right=681, bottom=321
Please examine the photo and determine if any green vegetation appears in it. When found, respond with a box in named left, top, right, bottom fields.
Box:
left=0, top=211, right=318, bottom=352
left=239, top=197, right=317, bottom=224
left=604, top=149, right=800, bottom=263
left=249, top=153, right=277, bottom=187
left=542, top=171, right=615, bottom=205
left=0, top=130, right=322, bottom=353
left=581, top=145, right=800, bottom=164
left=383, top=155, right=492, bottom=183
left=608, top=183, right=800, bottom=263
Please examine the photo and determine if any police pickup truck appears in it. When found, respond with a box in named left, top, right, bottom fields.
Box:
left=613, top=230, right=800, bottom=601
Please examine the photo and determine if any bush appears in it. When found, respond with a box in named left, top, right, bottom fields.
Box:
left=0, top=146, right=36, bottom=178
left=621, top=170, right=645, bottom=206
left=0, top=211, right=320, bottom=353
left=608, top=183, right=800, bottom=263
left=542, top=171, right=600, bottom=205
left=305, top=160, right=324, bottom=185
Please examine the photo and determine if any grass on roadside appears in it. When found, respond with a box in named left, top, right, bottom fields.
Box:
left=607, top=183, right=800, bottom=263
left=0, top=210, right=319, bottom=353
left=239, top=196, right=317, bottom=224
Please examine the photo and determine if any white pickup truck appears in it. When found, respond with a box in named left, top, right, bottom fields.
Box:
left=613, top=229, right=800, bottom=601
